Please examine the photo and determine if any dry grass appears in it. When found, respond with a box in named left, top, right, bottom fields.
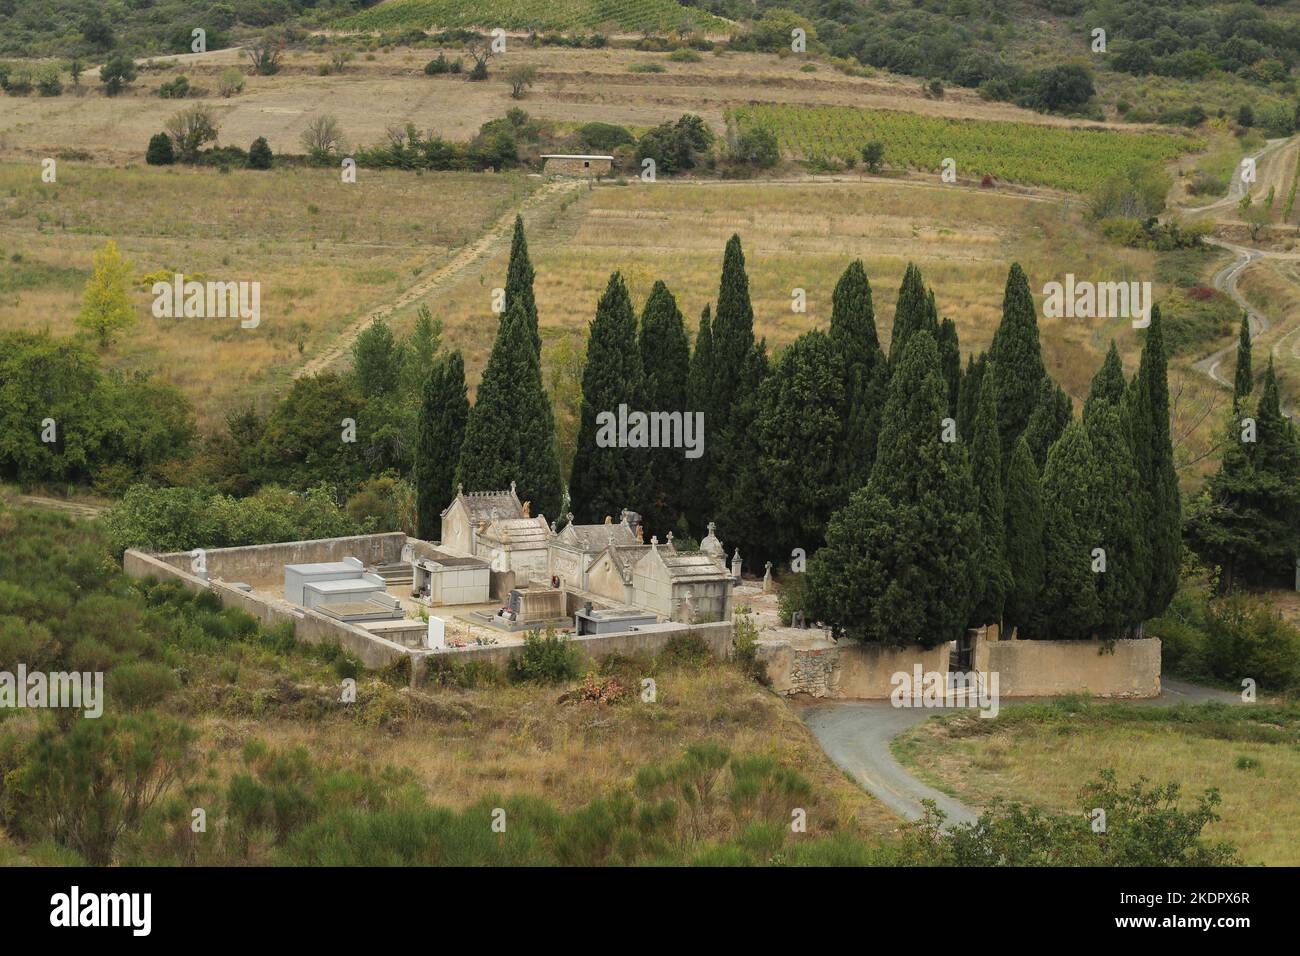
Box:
left=188, top=663, right=900, bottom=840
left=0, top=162, right=537, bottom=427
left=1236, top=259, right=1300, bottom=409
left=420, top=177, right=1153, bottom=402
left=896, top=709, right=1300, bottom=866
left=0, top=44, right=1147, bottom=164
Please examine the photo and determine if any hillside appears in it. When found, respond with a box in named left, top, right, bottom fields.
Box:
left=339, top=0, right=731, bottom=34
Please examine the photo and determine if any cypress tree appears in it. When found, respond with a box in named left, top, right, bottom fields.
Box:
left=1022, top=375, right=1073, bottom=470
left=569, top=272, right=648, bottom=523
left=1130, top=305, right=1181, bottom=618
left=1039, top=422, right=1102, bottom=639
left=1083, top=399, right=1147, bottom=638
left=504, top=214, right=540, bottom=355
left=937, top=317, right=961, bottom=416
left=886, top=263, right=936, bottom=368
left=752, top=330, right=846, bottom=561
left=969, top=367, right=1011, bottom=626
left=1003, top=436, right=1046, bottom=639
left=683, top=305, right=714, bottom=533
left=414, top=351, right=468, bottom=540
left=639, top=280, right=691, bottom=535
left=956, top=351, right=987, bottom=440
left=830, top=260, right=886, bottom=491
left=710, top=339, right=770, bottom=560
left=456, top=301, right=562, bottom=519
left=807, top=331, right=978, bottom=646
left=1189, top=360, right=1299, bottom=590
left=1233, top=310, right=1252, bottom=410
left=710, top=234, right=755, bottom=427
left=1085, top=340, right=1125, bottom=415
left=989, top=262, right=1047, bottom=467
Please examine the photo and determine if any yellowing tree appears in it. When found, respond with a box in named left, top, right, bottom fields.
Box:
left=76, top=240, right=135, bottom=348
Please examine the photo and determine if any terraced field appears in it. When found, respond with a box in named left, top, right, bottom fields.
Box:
left=730, top=104, right=1199, bottom=192
left=338, top=0, right=729, bottom=34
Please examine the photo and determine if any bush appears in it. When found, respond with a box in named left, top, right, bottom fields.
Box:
left=777, top=573, right=808, bottom=626
left=731, top=127, right=780, bottom=169
left=578, top=122, right=633, bottom=152
left=158, top=75, right=189, bottom=99
left=248, top=136, right=273, bottom=170
left=146, top=132, right=175, bottom=165
left=628, top=63, right=666, bottom=74
left=669, top=48, right=702, bottom=63
left=508, top=628, right=580, bottom=684
left=1202, top=596, right=1300, bottom=692
left=424, top=53, right=462, bottom=75
left=36, top=66, right=63, bottom=97
left=217, top=68, right=245, bottom=97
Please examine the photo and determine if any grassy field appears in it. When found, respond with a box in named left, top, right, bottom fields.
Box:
left=730, top=104, right=1198, bottom=191
left=892, top=699, right=1300, bottom=866
left=0, top=162, right=537, bottom=428
left=338, top=0, right=730, bottom=34
left=0, top=45, right=1146, bottom=165
left=410, top=176, right=1159, bottom=398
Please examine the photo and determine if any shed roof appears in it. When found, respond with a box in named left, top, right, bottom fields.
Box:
left=540, top=154, right=614, bottom=161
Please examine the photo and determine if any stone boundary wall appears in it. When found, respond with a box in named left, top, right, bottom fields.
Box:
left=984, top=637, right=1160, bottom=698
left=124, top=544, right=734, bottom=681
left=141, top=533, right=408, bottom=586
left=125, top=545, right=413, bottom=670
left=415, top=620, right=734, bottom=681
left=759, top=632, right=1161, bottom=700
left=758, top=640, right=948, bottom=699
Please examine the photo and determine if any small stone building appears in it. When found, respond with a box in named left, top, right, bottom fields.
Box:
left=541, top=154, right=614, bottom=177
left=439, top=483, right=550, bottom=597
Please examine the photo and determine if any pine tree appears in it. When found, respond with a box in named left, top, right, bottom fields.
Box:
left=639, top=280, right=691, bottom=535
left=1039, top=422, right=1102, bottom=639
left=989, top=262, right=1047, bottom=467
left=414, top=351, right=468, bottom=540
left=1233, top=310, right=1252, bottom=410
left=937, top=317, right=961, bottom=416
left=504, top=214, right=540, bottom=355
left=352, top=317, right=400, bottom=398
left=569, top=272, right=648, bottom=523
left=807, top=331, right=978, bottom=646
left=683, top=306, right=714, bottom=533
left=829, top=260, right=886, bottom=491
left=456, top=300, right=563, bottom=519
left=710, top=234, right=755, bottom=427
left=969, top=368, right=1011, bottom=625
left=1003, top=436, right=1046, bottom=638
left=886, top=263, right=936, bottom=368
left=1022, top=375, right=1073, bottom=470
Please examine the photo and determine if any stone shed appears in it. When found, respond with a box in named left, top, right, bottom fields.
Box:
left=541, top=154, right=614, bottom=177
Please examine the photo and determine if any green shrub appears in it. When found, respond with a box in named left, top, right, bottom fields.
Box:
left=508, top=628, right=580, bottom=684
left=733, top=614, right=769, bottom=685
left=1202, top=595, right=1300, bottom=692
left=777, top=573, right=808, bottom=627
left=669, top=48, right=702, bottom=63
left=628, top=63, right=666, bottom=73
left=158, top=75, right=189, bottom=98
left=248, top=136, right=273, bottom=170
left=578, top=121, right=634, bottom=152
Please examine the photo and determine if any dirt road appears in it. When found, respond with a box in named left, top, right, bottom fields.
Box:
left=793, top=679, right=1243, bottom=829
left=293, top=177, right=584, bottom=379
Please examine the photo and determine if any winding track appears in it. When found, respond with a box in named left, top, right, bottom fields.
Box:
left=794, top=680, right=1244, bottom=828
